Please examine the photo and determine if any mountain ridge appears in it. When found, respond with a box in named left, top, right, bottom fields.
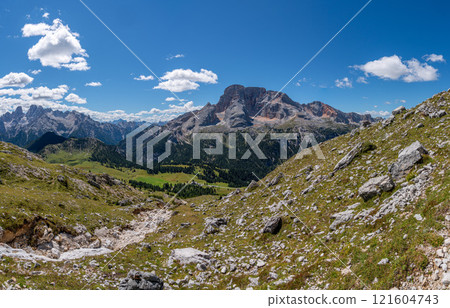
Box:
left=0, top=105, right=141, bottom=147
left=164, top=84, right=376, bottom=140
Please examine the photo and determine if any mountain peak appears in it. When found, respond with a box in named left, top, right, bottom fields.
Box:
left=167, top=85, right=375, bottom=133
left=0, top=105, right=141, bottom=147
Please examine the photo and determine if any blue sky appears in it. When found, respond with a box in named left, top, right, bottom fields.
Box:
left=0, top=0, right=448, bottom=122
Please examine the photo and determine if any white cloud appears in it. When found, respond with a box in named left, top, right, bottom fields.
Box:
left=30, top=69, right=41, bottom=75
left=364, top=110, right=390, bottom=117
left=295, top=77, right=307, bottom=87
left=65, top=93, right=87, bottom=104
left=134, top=75, right=154, bottom=81
left=354, top=55, right=439, bottom=83
left=0, top=72, right=34, bottom=88
left=165, top=97, right=176, bottom=102
left=335, top=77, right=352, bottom=88
left=61, top=57, right=90, bottom=71
left=154, top=79, right=200, bottom=92
left=85, top=81, right=102, bottom=87
left=356, top=76, right=368, bottom=84
left=166, top=54, right=185, bottom=60
left=385, top=99, right=406, bottom=105
left=0, top=93, right=203, bottom=123
left=0, top=85, right=68, bottom=100
left=154, top=68, right=218, bottom=92
left=402, top=58, right=438, bottom=82
left=22, top=19, right=90, bottom=71
left=42, top=12, right=50, bottom=19
left=355, top=55, right=408, bottom=80
left=423, top=54, right=445, bottom=63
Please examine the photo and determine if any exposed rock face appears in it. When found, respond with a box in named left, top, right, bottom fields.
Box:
left=330, top=210, right=354, bottom=230
left=262, top=216, right=282, bottom=234
left=204, top=217, right=227, bottom=234
left=168, top=248, right=211, bottom=266
left=163, top=85, right=376, bottom=138
left=118, top=270, right=164, bottom=290
left=392, top=106, right=406, bottom=115
left=389, top=141, right=428, bottom=179
left=268, top=173, right=284, bottom=187
left=372, top=164, right=434, bottom=221
left=358, top=175, right=395, bottom=201
left=333, top=143, right=362, bottom=172
left=0, top=105, right=140, bottom=147
left=246, top=180, right=259, bottom=191
left=442, top=273, right=450, bottom=286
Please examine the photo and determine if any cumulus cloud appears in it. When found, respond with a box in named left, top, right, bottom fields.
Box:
left=402, top=58, right=438, bottom=82
left=154, top=79, right=200, bottom=92
left=356, top=76, right=368, bottom=84
left=354, top=55, right=439, bottom=83
left=0, top=85, right=68, bottom=100
left=423, top=54, right=445, bottom=63
left=335, top=77, right=352, bottom=88
left=42, top=12, right=50, bottom=19
left=30, top=69, right=41, bottom=75
left=0, top=92, right=202, bottom=123
left=22, top=19, right=90, bottom=71
left=61, top=57, right=90, bottom=71
left=134, top=75, right=154, bottom=81
left=85, top=81, right=102, bottom=87
left=65, top=93, right=87, bottom=104
left=154, top=68, right=218, bottom=92
left=165, top=97, right=176, bottom=102
left=0, top=72, right=34, bottom=88
left=364, top=110, right=390, bottom=117
left=166, top=54, right=185, bottom=60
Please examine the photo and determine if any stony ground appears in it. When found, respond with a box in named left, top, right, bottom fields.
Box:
left=0, top=89, right=449, bottom=290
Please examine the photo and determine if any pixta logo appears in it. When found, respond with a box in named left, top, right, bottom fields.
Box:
left=192, top=132, right=325, bottom=160
left=126, top=124, right=171, bottom=169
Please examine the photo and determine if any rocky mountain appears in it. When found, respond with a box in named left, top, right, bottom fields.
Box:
left=164, top=84, right=376, bottom=140
left=0, top=105, right=140, bottom=147
left=0, top=88, right=448, bottom=290
left=127, top=85, right=378, bottom=186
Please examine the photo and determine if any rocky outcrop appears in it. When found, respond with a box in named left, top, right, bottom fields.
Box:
left=333, top=143, right=362, bottom=172
left=330, top=210, right=354, bottom=230
left=262, top=216, right=282, bottom=234
left=389, top=141, right=428, bottom=179
left=372, top=164, right=434, bottom=221
left=392, top=106, right=406, bottom=115
left=246, top=180, right=259, bottom=191
left=119, top=270, right=164, bottom=290
left=204, top=217, right=227, bottom=234
left=358, top=175, right=395, bottom=201
left=268, top=173, right=284, bottom=187
left=168, top=248, right=211, bottom=266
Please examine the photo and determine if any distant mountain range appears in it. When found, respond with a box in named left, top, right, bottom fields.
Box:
left=0, top=84, right=378, bottom=186
left=0, top=105, right=140, bottom=147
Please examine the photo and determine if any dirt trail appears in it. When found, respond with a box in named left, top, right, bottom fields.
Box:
left=0, top=209, right=172, bottom=262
